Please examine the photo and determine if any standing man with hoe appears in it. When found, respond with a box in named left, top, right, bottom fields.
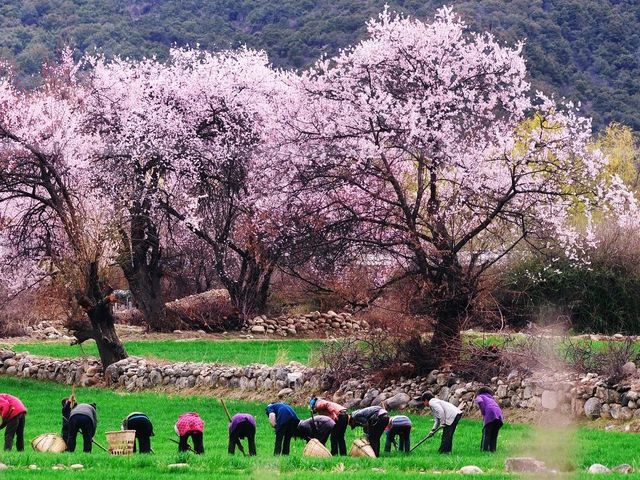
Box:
left=420, top=392, right=462, bottom=454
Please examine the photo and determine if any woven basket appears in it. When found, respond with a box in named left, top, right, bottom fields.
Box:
left=106, top=430, right=136, bottom=456
left=302, top=438, right=332, bottom=457
left=31, top=433, right=66, bottom=453
left=349, top=437, right=376, bottom=458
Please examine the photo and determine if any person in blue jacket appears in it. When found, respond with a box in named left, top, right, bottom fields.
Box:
left=266, top=402, right=299, bottom=455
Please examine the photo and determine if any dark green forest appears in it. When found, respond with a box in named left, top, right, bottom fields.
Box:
left=2, top=0, right=639, bottom=131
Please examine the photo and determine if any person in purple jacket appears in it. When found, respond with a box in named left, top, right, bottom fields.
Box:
left=475, top=386, right=504, bottom=452
left=228, top=413, right=256, bottom=455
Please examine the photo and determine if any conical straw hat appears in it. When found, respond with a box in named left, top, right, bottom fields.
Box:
left=349, top=437, right=376, bottom=458
left=303, top=438, right=332, bottom=457
left=31, top=433, right=67, bottom=453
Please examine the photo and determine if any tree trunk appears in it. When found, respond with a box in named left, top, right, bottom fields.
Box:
left=68, top=261, right=127, bottom=369
left=118, top=210, right=179, bottom=332
left=86, top=302, right=128, bottom=367
left=224, top=259, right=274, bottom=317
left=125, top=262, right=180, bottom=332
left=427, top=261, right=473, bottom=367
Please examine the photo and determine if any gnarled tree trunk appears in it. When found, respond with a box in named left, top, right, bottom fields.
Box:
left=68, top=262, right=127, bottom=369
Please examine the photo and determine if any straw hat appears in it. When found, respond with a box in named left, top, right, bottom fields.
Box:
left=31, top=433, right=67, bottom=453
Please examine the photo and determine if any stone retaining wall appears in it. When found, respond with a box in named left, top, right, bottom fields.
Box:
left=245, top=311, right=367, bottom=337
left=1, top=347, right=639, bottom=422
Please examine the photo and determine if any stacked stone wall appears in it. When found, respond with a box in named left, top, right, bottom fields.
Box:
left=1, top=347, right=638, bottom=421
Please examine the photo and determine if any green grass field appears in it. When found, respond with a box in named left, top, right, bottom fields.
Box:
left=0, top=377, right=639, bottom=479
left=0, top=339, right=325, bottom=366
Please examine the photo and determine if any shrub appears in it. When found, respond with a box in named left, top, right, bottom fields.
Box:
left=495, top=225, right=640, bottom=334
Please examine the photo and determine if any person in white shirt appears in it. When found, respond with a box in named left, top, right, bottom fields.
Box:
left=421, top=391, right=462, bottom=454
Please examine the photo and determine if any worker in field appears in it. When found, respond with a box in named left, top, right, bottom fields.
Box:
left=295, top=415, right=335, bottom=445
left=228, top=413, right=256, bottom=456
left=122, top=412, right=154, bottom=453
left=384, top=415, right=412, bottom=454
left=310, top=396, right=349, bottom=455
left=475, top=386, right=504, bottom=452
left=421, top=391, right=463, bottom=454
left=66, top=402, right=97, bottom=453
left=175, top=412, right=205, bottom=454
left=266, top=402, right=299, bottom=455
left=349, top=405, right=389, bottom=457
left=0, top=393, right=27, bottom=451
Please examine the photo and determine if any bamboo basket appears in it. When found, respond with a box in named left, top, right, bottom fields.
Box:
left=303, top=438, right=332, bottom=457
left=31, top=433, right=66, bottom=453
left=105, top=430, right=136, bottom=456
left=349, top=437, right=376, bottom=458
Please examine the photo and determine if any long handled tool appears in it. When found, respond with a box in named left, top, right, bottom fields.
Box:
left=410, top=427, right=441, bottom=453
left=169, top=437, right=195, bottom=453
left=220, top=398, right=246, bottom=456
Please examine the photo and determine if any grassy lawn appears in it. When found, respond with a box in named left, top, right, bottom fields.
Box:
left=0, top=377, right=638, bottom=479
left=0, top=339, right=325, bottom=366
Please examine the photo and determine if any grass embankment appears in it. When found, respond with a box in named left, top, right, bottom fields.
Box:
left=0, top=339, right=325, bottom=366
left=0, top=377, right=638, bottom=479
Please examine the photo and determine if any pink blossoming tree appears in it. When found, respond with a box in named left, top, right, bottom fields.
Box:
left=0, top=55, right=126, bottom=366
left=291, top=7, right=639, bottom=363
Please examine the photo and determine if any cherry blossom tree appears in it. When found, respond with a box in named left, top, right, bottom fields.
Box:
left=0, top=55, right=127, bottom=367
left=85, top=47, right=338, bottom=317
left=291, top=7, right=640, bottom=363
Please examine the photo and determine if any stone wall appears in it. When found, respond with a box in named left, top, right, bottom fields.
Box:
left=245, top=311, right=368, bottom=337
left=2, top=347, right=639, bottom=422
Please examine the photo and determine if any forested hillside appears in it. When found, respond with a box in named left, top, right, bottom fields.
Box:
left=2, top=0, right=639, bottom=130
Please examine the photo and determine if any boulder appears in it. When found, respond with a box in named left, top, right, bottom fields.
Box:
left=250, top=325, right=266, bottom=334
left=384, top=393, right=411, bottom=410
left=622, top=362, right=637, bottom=377
left=458, top=465, right=483, bottom=474
left=588, top=464, right=611, bottom=474
left=584, top=397, right=602, bottom=419
left=612, top=464, right=633, bottom=474
left=541, top=390, right=559, bottom=410
left=505, top=457, right=547, bottom=473
left=278, top=388, right=294, bottom=398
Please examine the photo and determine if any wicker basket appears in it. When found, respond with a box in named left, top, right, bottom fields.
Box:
left=302, top=438, right=332, bottom=457
left=106, top=430, right=136, bottom=456
left=349, top=437, right=376, bottom=458
left=31, top=433, right=66, bottom=453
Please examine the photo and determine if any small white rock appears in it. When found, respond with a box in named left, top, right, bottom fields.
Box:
left=168, top=463, right=189, bottom=468
left=28, top=464, right=39, bottom=470
left=70, top=464, right=84, bottom=470
left=588, top=463, right=611, bottom=474
left=459, top=465, right=483, bottom=474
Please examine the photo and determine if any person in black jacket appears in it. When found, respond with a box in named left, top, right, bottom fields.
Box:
left=122, top=412, right=154, bottom=453
left=66, top=402, right=97, bottom=453
left=349, top=406, right=389, bottom=457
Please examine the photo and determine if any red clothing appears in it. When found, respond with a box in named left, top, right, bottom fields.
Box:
left=175, top=412, right=204, bottom=436
left=0, top=394, right=27, bottom=423
left=313, top=399, right=346, bottom=422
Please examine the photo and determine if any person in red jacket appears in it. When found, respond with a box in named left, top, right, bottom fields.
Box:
left=0, top=394, right=27, bottom=451
left=310, top=396, right=349, bottom=455
left=175, top=412, right=204, bottom=454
